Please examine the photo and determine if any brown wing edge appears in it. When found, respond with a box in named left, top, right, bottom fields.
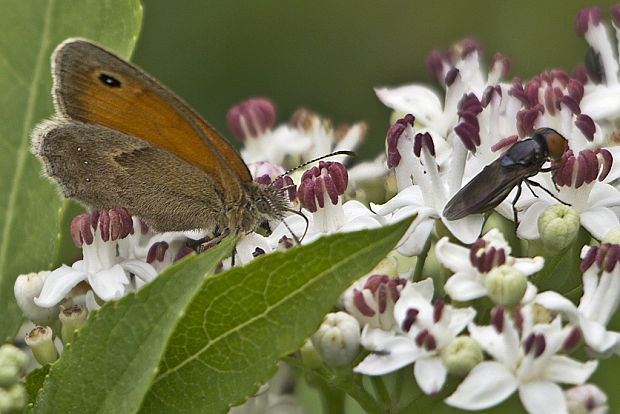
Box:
left=50, top=38, right=253, bottom=184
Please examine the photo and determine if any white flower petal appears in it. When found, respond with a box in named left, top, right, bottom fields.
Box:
left=414, top=356, right=447, bottom=395
left=516, top=200, right=550, bottom=240
left=544, top=356, right=598, bottom=384
left=535, top=291, right=579, bottom=324
left=353, top=336, right=419, bottom=375
left=371, top=186, right=422, bottom=215
left=512, top=256, right=544, bottom=275
left=445, top=307, right=477, bottom=337
left=580, top=207, right=619, bottom=240
left=359, top=326, right=398, bottom=350
left=396, top=215, right=435, bottom=256
left=89, top=264, right=130, bottom=301
left=444, top=273, right=487, bottom=301
left=120, top=259, right=158, bottom=283
left=586, top=182, right=620, bottom=207
left=85, top=290, right=101, bottom=312
left=374, top=85, right=443, bottom=124
left=442, top=215, right=484, bottom=244
left=435, top=237, right=469, bottom=272
left=34, top=265, right=87, bottom=307
left=519, top=381, right=566, bottom=414
left=445, top=361, right=518, bottom=410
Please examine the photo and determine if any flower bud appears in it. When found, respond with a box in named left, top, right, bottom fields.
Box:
left=14, top=271, right=59, bottom=323
left=565, top=384, right=607, bottom=414
left=486, top=265, right=527, bottom=307
left=538, top=205, right=580, bottom=251
left=602, top=226, right=620, bottom=244
left=0, top=383, right=27, bottom=413
left=441, top=336, right=483, bottom=377
left=59, top=305, right=88, bottom=344
left=311, top=312, right=360, bottom=367
left=25, top=326, right=58, bottom=365
left=0, top=345, right=28, bottom=388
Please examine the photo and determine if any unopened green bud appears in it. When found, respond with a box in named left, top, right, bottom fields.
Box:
left=25, top=326, right=57, bottom=365
left=0, top=345, right=28, bottom=388
left=0, top=383, right=27, bottom=413
left=486, top=265, right=527, bottom=308
left=441, top=336, right=483, bottom=377
left=602, top=226, right=620, bottom=244
left=538, top=205, right=580, bottom=251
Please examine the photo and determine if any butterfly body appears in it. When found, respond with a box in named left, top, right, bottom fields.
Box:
left=32, top=39, right=289, bottom=235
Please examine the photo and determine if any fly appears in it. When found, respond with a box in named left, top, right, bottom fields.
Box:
left=443, top=127, right=569, bottom=227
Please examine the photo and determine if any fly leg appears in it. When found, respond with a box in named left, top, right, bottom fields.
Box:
left=540, top=165, right=561, bottom=191
left=512, top=183, right=523, bottom=231
left=524, top=179, right=570, bottom=206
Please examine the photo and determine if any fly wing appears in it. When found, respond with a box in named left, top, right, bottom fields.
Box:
left=443, top=159, right=536, bottom=220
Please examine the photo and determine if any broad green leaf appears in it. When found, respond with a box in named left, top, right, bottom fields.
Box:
left=30, top=238, right=235, bottom=414
left=25, top=365, right=50, bottom=405
left=141, top=218, right=413, bottom=413
left=0, top=0, right=142, bottom=343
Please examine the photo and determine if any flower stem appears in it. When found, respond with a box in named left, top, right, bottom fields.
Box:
left=285, top=356, right=385, bottom=414
left=413, top=235, right=432, bottom=282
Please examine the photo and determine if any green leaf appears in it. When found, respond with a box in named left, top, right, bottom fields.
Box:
left=51, top=200, right=86, bottom=270
left=0, top=0, right=142, bottom=343
left=30, top=238, right=235, bottom=414
left=140, top=218, right=413, bottom=414
left=25, top=365, right=50, bottom=405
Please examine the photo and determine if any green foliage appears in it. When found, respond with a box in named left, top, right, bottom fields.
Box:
left=0, top=0, right=143, bottom=343
left=27, top=219, right=412, bottom=413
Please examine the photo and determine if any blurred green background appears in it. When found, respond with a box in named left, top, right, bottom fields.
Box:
left=132, top=0, right=617, bottom=160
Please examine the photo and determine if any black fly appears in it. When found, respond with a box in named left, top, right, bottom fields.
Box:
left=443, top=128, right=568, bottom=227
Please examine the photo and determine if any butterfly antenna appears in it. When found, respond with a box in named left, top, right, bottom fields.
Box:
left=270, top=150, right=356, bottom=186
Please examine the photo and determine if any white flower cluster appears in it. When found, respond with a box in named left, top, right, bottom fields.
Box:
left=15, top=4, right=620, bottom=414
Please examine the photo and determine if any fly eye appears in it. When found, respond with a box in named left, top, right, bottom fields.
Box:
left=544, top=130, right=568, bottom=161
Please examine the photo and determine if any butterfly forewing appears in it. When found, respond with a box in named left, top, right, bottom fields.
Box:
left=52, top=39, right=253, bottom=194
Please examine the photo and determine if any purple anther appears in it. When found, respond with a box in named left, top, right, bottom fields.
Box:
left=563, top=327, right=582, bottom=351
left=575, top=114, right=595, bottom=141
left=71, top=213, right=93, bottom=248
left=402, top=308, right=419, bottom=333
left=353, top=289, right=376, bottom=317
left=491, top=135, right=518, bottom=152
left=491, top=306, right=505, bottom=333
left=575, top=7, right=601, bottom=37
left=433, top=299, right=445, bottom=323
left=147, top=241, right=169, bottom=263
left=490, top=52, right=511, bottom=78
left=425, top=50, right=446, bottom=84
left=596, top=148, right=612, bottom=181
left=227, top=97, right=276, bottom=141
left=386, top=114, right=415, bottom=168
